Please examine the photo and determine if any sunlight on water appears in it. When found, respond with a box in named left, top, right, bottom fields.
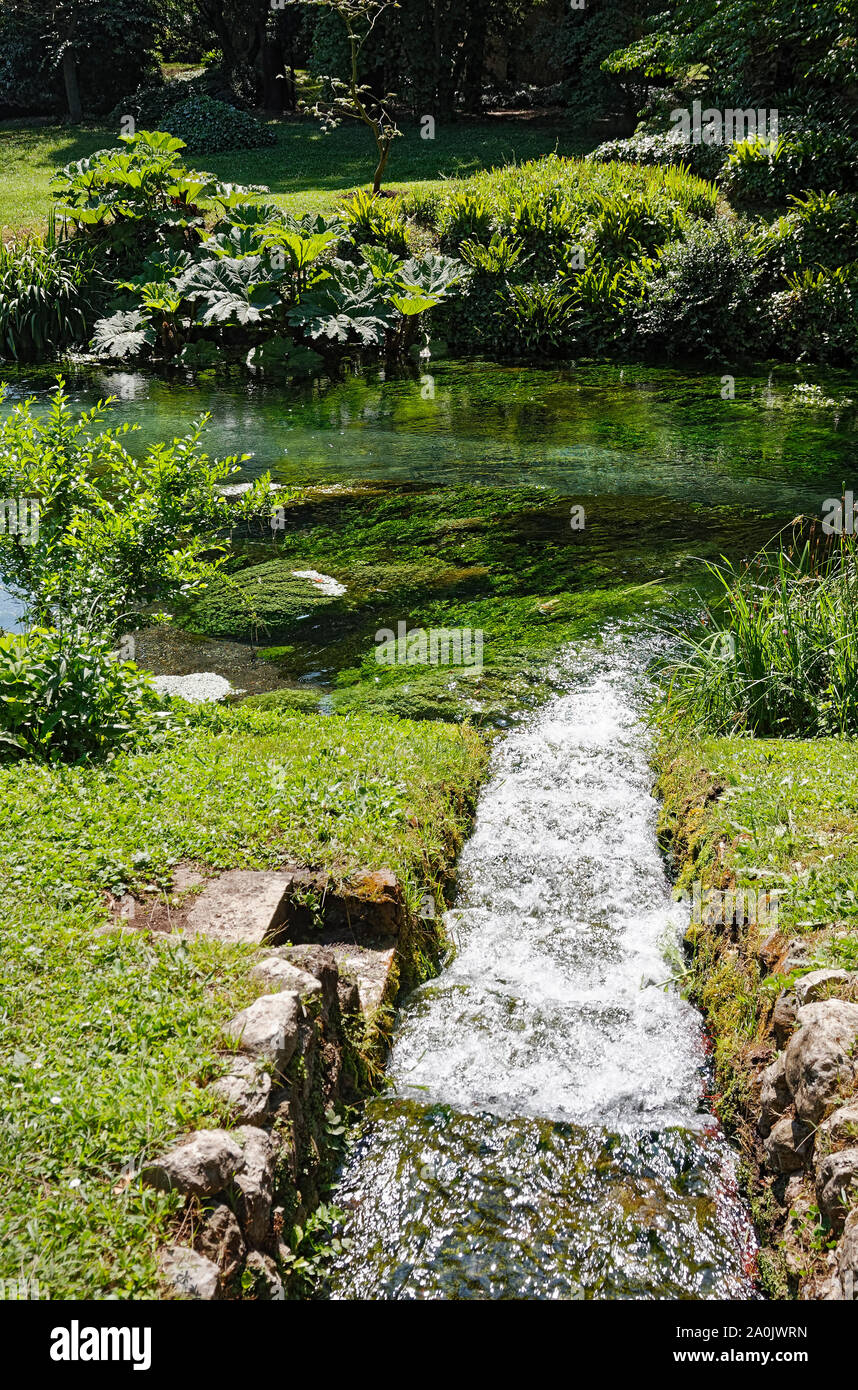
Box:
left=328, top=633, right=758, bottom=1300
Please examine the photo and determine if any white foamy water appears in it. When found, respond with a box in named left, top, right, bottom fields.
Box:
left=389, top=638, right=699, bottom=1129
left=328, top=634, right=757, bottom=1300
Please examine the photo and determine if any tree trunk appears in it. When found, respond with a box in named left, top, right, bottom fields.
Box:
left=62, top=47, right=82, bottom=124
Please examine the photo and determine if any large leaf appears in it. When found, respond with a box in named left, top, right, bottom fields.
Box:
left=175, top=256, right=280, bottom=326
left=287, top=262, right=394, bottom=345
left=397, top=252, right=466, bottom=300
left=91, top=310, right=155, bottom=360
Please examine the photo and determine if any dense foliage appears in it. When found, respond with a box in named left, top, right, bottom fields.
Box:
left=655, top=529, right=858, bottom=738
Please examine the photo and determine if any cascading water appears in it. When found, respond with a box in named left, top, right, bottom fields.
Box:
left=327, top=633, right=758, bottom=1300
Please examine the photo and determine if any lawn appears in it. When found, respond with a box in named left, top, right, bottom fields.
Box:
left=0, top=704, right=486, bottom=1298
left=0, top=114, right=594, bottom=237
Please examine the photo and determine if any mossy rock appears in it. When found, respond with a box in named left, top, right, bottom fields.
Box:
left=184, top=562, right=346, bottom=642
left=241, top=688, right=324, bottom=714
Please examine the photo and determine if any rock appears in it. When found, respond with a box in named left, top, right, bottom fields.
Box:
left=184, top=869, right=295, bottom=945
left=771, top=991, right=798, bottom=1046
left=244, top=1250, right=284, bottom=1301
left=337, top=979, right=361, bottom=1016
left=347, top=868, right=405, bottom=936
left=780, top=940, right=813, bottom=973
left=195, top=1202, right=245, bottom=1284
left=764, top=1114, right=815, bottom=1172
left=223, top=991, right=301, bottom=1072
left=816, top=1148, right=858, bottom=1229
left=209, top=1055, right=271, bottom=1126
left=836, top=1207, right=858, bottom=1300
left=784, top=1000, right=858, bottom=1124
left=337, top=946, right=396, bottom=1015
left=759, top=1054, right=792, bottom=1138
left=250, top=956, right=322, bottom=998
left=818, top=1102, right=858, bottom=1151
left=141, top=1129, right=244, bottom=1197
left=233, top=1126, right=277, bottom=1247
left=160, top=1245, right=220, bottom=1301
left=276, top=944, right=341, bottom=1018
left=794, top=969, right=853, bottom=1006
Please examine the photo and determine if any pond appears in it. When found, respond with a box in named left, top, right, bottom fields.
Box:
left=3, top=356, right=858, bottom=1297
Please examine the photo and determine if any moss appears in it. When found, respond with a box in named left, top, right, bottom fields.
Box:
left=183, top=561, right=346, bottom=642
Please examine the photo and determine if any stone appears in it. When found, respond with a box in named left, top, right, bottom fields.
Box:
left=816, top=1148, right=858, bottom=1228
left=250, top=956, right=322, bottom=998
left=764, top=1114, right=814, bottom=1172
left=183, top=869, right=295, bottom=945
left=195, top=1202, right=245, bottom=1283
left=818, top=1102, right=858, bottom=1151
left=758, top=1054, right=791, bottom=1138
left=337, top=946, right=396, bottom=1015
left=794, top=969, right=853, bottom=1006
left=771, top=991, right=798, bottom=1046
left=141, top=1129, right=244, bottom=1198
left=244, top=1250, right=284, bottom=1301
left=233, top=1126, right=277, bottom=1247
left=784, top=1000, right=858, bottom=1125
left=160, top=1245, right=220, bottom=1301
left=347, top=868, right=405, bottom=935
left=337, top=979, right=361, bottom=1016
left=223, top=991, right=301, bottom=1072
left=210, top=1055, right=271, bottom=1126
left=836, top=1207, right=858, bottom=1299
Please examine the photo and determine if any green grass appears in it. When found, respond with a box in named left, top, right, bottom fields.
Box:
left=0, top=114, right=594, bottom=237
left=0, top=704, right=487, bottom=1298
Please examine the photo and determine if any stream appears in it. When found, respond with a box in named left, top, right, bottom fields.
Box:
left=326, top=635, right=757, bottom=1299
left=4, top=356, right=857, bottom=1297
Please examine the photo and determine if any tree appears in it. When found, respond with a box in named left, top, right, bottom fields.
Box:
left=303, top=0, right=402, bottom=194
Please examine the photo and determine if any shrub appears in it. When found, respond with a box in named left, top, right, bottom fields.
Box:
left=724, top=124, right=858, bottom=201
left=654, top=529, right=858, bottom=738
left=590, top=131, right=726, bottom=182
left=342, top=190, right=411, bottom=255
left=0, top=627, right=164, bottom=764
left=159, top=95, right=276, bottom=154
left=0, top=233, right=89, bottom=361
left=754, top=192, right=858, bottom=284
left=633, top=219, right=768, bottom=359
left=766, top=267, right=858, bottom=365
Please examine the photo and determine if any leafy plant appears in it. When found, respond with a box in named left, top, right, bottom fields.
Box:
left=0, top=233, right=89, bottom=362
left=0, top=626, right=165, bottom=765
left=654, top=526, right=858, bottom=738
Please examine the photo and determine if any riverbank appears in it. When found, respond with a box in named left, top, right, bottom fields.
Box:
left=656, top=736, right=858, bottom=1299
left=0, top=703, right=487, bottom=1298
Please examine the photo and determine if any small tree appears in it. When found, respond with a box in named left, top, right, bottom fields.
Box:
left=302, top=0, right=402, bottom=195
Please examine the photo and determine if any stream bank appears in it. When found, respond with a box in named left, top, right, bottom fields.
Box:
left=657, top=738, right=858, bottom=1299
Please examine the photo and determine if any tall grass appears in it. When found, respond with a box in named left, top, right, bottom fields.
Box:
left=654, top=521, right=858, bottom=737
left=0, top=215, right=90, bottom=360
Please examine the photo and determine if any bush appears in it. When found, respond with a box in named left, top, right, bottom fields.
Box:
left=754, top=192, right=858, bottom=284
left=590, top=131, right=726, bottom=182
left=0, top=628, right=164, bottom=764
left=766, top=267, right=858, bottom=365
left=724, top=123, right=858, bottom=201
left=633, top=219, right=767, bottom=359
left=0, top=234, right=90, bottom=362
left=159, top=95, right=276, bottom=154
